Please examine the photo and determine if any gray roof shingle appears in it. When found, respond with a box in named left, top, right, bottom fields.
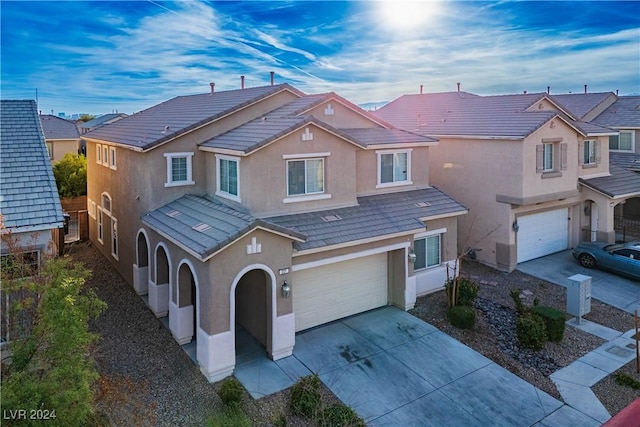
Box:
left=550, top=92, right=615, bottom=120
left=39, top=114, right=80, bottom=140
left=79, top=113, right=127, bottom=130
left=1, top=100, right=64, bottom=232
left=591, top=96, right=640, bottom=128
left=84, top=84, right=304, bottom=150
left=579, top=163, right=640, bottom=198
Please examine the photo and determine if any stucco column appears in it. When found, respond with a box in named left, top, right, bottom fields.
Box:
left=132, top=264, right=149, bottom=295
left=169, top=301, right=194, bottom=344
left=196, top=328, right=235, bottom=382
left=148, top=280, right=169, bottom=317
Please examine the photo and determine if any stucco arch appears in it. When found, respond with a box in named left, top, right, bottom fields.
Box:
left=132, top=228, right=151, bottom=294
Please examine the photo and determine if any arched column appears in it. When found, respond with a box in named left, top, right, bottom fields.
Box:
left=132, top=229, right=150, bottom=295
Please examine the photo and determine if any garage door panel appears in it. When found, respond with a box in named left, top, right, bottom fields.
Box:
left=517, top=208, right=569, bottom=263
left=292, top=253, right=388, bottom=332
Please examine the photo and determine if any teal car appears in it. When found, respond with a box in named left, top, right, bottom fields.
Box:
left=572, top=241, right=640, bottom=281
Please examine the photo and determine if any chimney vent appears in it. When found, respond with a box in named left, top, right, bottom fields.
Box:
left=241, top=75, right=245, bottom=89
left=523, top=90, right=527, bottom=94
left=616, top=89, right=619, bottom=96
left=210, top=82, right=215, bottom=95
left=584, top=84, right=588, bottom=94
left=420, top=85, right=423, bottom=95
left=456, top=82, right=461, bottom=92
left=547, top=86, right=550, bottom=94
left=270, top=71, right=275, bottom=86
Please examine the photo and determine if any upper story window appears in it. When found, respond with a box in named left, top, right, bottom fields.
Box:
left=164, top=152, right=194, bottom=187
left=46, top=142, right=53, bottom=160
left=109, top=146, right=117, bottom=170
left=581, top=140, right=598, bottom=167
left=413, top=234, right=441, bottom=270
left=216, top=154, right=240, bottom=201
left=96, top=144, right=102, bottom=164
left=377, top=150, right=412, bottom=188
left=102, top=145, right=109, bottom=167
left=536, top=141, right=567, bottom=178
left=609, top=130, right=634, bottom=152
left=287, top=158, right=324, bottom=196
left=101, top=192, right=112, bottom=214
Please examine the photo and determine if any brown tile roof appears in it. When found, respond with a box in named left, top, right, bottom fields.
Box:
left=39, top=114, right=80, bottom=140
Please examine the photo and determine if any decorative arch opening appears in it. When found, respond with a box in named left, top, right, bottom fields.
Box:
left=176, top=261, right=198, bottom=344
left=133, top=230, right=150, bottom=294
left=149, top=244, right=170, bottom=318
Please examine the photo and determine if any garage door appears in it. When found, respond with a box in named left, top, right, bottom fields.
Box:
left=292, top=253, right=388, bottom=332
left=517, top=208, right=569, bottom=263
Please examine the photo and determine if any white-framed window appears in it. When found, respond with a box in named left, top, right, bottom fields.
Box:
left=96, top=144, right=102, bottom=164
left=1, top=250, right=40, bottom=278
left=97, top=208, right=104, bottom=244
left=582, top=140, right=597, bottom=165
left=542, top=143, right=554, bottom=172
left=101, top=193, right=112, bottom=214
left=111, top=217, right=118, bottom=260
left=414, top=234, right=441, bottom=270
left=46, top=142, right=53, bottom=160
left=287, top=158, right=324, bottom=196
left=536, top=142, right=567, bottom=176
left=377, top=149, right=412, bottom=188
left=102, top=145, right=109, bottom=167
left=109, top=146, right=117, bottom=170
left=164, top=152, right=194, bottom=187
left=609, top=130, right=635, bottom=152
left=90, top=200, right=97, bottom=219
left=216, top=154, right=240, bottom=201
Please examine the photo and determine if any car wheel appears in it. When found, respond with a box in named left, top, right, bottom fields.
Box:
left=579, top=253, right=596, bottom=268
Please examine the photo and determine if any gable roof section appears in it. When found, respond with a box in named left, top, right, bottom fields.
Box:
left=550, top=92, right=615, bottom=121
left=579, top=163, right=640, bottom=199
left=84, top=83, right=304, bottom=151
left=1, top=100, right=64, bottom=233
left=80, top=113, right=127, bottom=130
left=265, top=187, right=467, bottom=252
left=39, top=114, right=80, bottom=140
left=142, top=194, right=305, bottom=261
left=591, top=96, right=640, bottom=128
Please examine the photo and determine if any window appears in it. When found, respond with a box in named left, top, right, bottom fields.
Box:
left=101, top=193, right=111, bottom=214
left=96, top=144, right=102, bottom=164
left=377, top=150, right=411, bottom=187
left=97, top=209, right=104, bottom=243
left=164, top=153, right=194, bottom=187
left=111, top=217, right=118, bottom=259
left=216, top=155, right=239, bottom=200
left=536, top=142, right=567, bottom=177
left=109, top=146, right=117, bottom=170
left=542, top=143, right=554, bottom=171
left=287, top=158, right=324, bottom=196
left=1, top=250, right=40, bottom=278
left=414, top=235, right=441, bottom=270
left=609, top=130, right=634, bottom=152
left=46, top=142, right=53, bottom=159
left=102, top=146, right=109, bottom=167
left=582, top=140, right=597, bottom=165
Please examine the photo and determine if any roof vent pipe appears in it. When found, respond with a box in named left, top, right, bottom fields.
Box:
left=584, top=84, right=588, bottom=94
left=547, top=86, right=550, bottom=94
left=456, top=82, right=461, bottom=92
left=524, top=90, right=527, bottom=94
left=210, top=82, right=215, bottom=95
left=241, top=75, right=245, bottom=89
left=420, top=85, right=423, bottom=95
left=270, top=71, right=275, bottom=86
left=616, top=89, right=619, bottom=96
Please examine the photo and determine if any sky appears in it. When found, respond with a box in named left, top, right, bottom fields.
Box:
left=1, top=0, right=639, bottom=116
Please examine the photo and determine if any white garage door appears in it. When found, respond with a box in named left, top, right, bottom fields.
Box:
left=292, top=253, right=388, bottom=332
left=517, top=208, right=569, bottom=263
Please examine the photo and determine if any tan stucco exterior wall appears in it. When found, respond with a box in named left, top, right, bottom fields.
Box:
left=49, top=138, right=80, bottom=162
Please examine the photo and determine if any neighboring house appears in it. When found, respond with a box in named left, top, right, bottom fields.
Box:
left=79, top=113, right=127, bottom=134
left=39, top=114, right=82, bottom=162
left=83, top=81, right=467, bottom=381
left=1, top=100, right=65, bottom=273
left=375, top=90, right=632, bottom=272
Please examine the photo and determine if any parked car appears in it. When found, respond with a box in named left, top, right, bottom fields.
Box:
left=572, top=241, right=640, bottom=281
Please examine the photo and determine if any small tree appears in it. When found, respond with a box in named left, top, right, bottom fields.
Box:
left=53, top=153, right=87, bottom=197
left=79, top=114, right=96, bottom=122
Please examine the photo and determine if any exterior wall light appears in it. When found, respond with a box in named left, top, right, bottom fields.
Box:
left=408, top=249, right=417, bottom=264
left=512, top=221, right=519, bottom=232
left=281, top=280, right=291, bottom=298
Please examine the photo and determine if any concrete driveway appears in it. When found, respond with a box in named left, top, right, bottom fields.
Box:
left=235, top=306, right=600, bottom=426
left=517, top=250, right=640, bottom=314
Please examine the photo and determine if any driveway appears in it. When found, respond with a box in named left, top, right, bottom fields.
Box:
left=517, top=250, right=640, bottom=314
left=235, top=306, right=600, bottom=426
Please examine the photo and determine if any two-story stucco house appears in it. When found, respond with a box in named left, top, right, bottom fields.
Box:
left=1, top=100, right=64, bottom=271
left=83, top=80, right=467, bottom=381
left=39, top=114, right=82, bottom=162
left=375, top=90, right=629, bottom=272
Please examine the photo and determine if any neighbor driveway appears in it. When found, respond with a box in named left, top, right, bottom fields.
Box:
left=236, top=306, right=600, bottom=426
left=517, top=250, right=640, bottom=314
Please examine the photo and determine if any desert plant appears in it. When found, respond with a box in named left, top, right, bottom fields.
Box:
left=615, top=373, right=640, bottom=390
left=272, top=412, right=287, bottom=427
left=321, top=403, right=365, bottom=427
left=532, top=305, right=566, bottom=342
left=509, top=288, right=526, bottom=314
left=516, top=313, right=548, bottom=349
left=447, top=305, right=476, bottom=329
left=290, top=374, right=322, bottom=419
left=218, top=377, right=244, bottom=407
left=206, top=405, right=252, bottom=427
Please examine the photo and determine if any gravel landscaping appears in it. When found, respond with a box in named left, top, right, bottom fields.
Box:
left=70, top=241, right=639, bottom=425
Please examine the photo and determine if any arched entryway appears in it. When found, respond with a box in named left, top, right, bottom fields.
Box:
left=170, top=261, right=198, bottom=345
left=133, top=230, right=150, bottom=295
left=149, top=244, right=170, bottom=317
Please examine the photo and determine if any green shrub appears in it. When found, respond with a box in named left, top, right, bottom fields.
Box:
left=516, top=313, right=548, bottom=349
left=509, top=288, right=526, bottom=314
left=218, top=377, right=244, bottom=407
left=615, top=373, right=640, bottom=390
left=446, top=277, right=479, bottom=307
left=206, top=405, right=252, bottom=427
left=290, top=374, right=322, bottom=419
left=320, top=403, right=365, bottom=427
left=448, top=305, right=476, bottom=329
left=273, top=412, right=287, bottom=427
left=532, top=305, right=566, bottom=342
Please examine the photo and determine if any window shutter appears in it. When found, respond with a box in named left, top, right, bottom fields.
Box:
left=595, top=140, right=601, bottom=163
left=578, top=141, right=584, bottom=165
left=560, top=143, right=568, bottom=171
left=536, top=144, right=543, bottom=173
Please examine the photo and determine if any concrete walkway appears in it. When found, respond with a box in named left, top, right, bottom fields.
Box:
left=552, top=319, right=638, bottom=424
left=234, top=307, right=602, bottom=426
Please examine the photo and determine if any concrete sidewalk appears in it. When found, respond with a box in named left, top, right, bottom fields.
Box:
left=517, top=250, right=640, bottom=314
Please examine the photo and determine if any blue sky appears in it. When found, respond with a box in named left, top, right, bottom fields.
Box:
left=2, top=1, right=639, bottom=116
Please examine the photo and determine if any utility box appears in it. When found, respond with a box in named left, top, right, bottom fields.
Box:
left=566, top=274, right=591, bottom=321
